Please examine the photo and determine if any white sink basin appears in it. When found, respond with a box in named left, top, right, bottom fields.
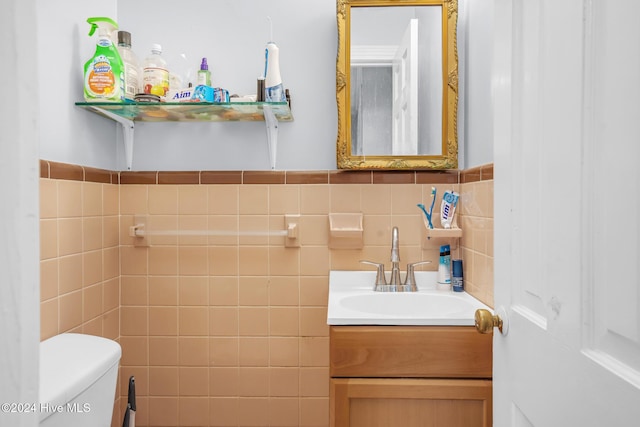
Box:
left=339, top=292, right=475, bottom=316
left=327, top=270, right=492, bottom=326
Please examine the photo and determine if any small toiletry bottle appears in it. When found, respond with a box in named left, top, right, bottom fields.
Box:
left=256, top=77, right=265, bottom=102
left=117, top=31, right=141, bottom=101
left=197, top=57, right=211, bottom=87
left=437, top=244, right=451, bottom=290
left=452, top=259, right=464, bottom=292
left=143, top=44, right=169, bottom=98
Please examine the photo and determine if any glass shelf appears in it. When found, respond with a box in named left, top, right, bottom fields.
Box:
left=75, top=101, right=293, bottom=122
left=75, top=101, right=293, bottom=170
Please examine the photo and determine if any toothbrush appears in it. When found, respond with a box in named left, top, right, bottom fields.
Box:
left=417, top=187, right=437, bottom=229
left=427, top=187, right=436, bottom=227
left=417, top=203, right=432, bottom=229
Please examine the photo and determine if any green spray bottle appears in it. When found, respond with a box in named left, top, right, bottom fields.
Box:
left=83, top=17, right=124, bottom=102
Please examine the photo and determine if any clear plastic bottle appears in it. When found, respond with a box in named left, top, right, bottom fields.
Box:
left=143, top=44, right=169, bottom=98
left=117, top=31, right=141, bottom=101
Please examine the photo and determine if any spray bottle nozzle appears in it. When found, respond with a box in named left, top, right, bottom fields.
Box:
left=87, top=17, right=118, bottom=36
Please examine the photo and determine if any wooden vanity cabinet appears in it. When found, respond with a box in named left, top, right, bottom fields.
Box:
left=329, top=326, right=493, bottom=427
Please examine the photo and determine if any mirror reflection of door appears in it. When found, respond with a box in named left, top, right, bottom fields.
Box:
left=351, top=52, right=393, bottom=156
left=350, top=5, right=443, bottom=157
left=392, top=19, right=419, bottom=155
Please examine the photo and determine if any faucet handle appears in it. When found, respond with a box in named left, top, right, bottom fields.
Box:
left=403, top=261, right=432, bottom=291
left=359, top=260, right=387, bottom=287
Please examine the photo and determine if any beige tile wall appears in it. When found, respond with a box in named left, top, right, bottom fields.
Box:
left=39, top=164, right=494, bottom=427
left=39, top=178, right=122, bottom=426
left=117, top=182, right=457, bottom=427
left=459, top=179, right=494, bottom=307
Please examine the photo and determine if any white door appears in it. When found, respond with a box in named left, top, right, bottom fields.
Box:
left=392, top=18, right=418, bottom=155
left=492, top=0, right=640, bottom=425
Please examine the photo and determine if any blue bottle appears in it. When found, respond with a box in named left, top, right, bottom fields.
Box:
left=452, top=259, right=464, bottom=292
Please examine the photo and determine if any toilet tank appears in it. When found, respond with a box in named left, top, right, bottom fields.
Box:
left=39, top=333, right=121, bottom=427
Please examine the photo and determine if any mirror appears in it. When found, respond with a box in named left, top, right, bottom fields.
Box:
left=336, top=0, right=458, bottom=169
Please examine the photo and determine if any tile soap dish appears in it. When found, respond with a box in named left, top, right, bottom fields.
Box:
left=329, top=213, right=363, bottom=249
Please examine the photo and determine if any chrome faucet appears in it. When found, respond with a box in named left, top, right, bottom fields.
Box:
left=389, top=226, right=402, bottom=289
left=360, top=227, right=431, bottom=292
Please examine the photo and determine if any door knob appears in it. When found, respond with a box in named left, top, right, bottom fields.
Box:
left=475, top=308, right=508, bottom=335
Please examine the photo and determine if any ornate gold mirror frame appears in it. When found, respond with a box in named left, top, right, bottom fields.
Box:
left=336, top=0, right=458, bottom=169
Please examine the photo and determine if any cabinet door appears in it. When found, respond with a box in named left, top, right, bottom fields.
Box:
left=330, top=378, right=492, bottom=427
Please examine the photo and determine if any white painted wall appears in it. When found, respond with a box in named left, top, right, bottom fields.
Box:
left=36, top=0, right=493, bottom=171
left=36, top=0, right=120, bottom=170
left=459, top=0, right=494, bottom=168
left=0, top=0, right=40, bottom=425
left=116, top=0, right=337, bottom=171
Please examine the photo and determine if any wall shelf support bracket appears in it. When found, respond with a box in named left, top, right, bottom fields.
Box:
left=90, top=106, right=135, bottom=170
left=263, top=105, right=279, bottom=170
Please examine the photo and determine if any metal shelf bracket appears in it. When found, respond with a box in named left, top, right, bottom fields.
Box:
left=263, top=105, right=279, bottom=170
left=89, top=106, right=135, bottom=170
